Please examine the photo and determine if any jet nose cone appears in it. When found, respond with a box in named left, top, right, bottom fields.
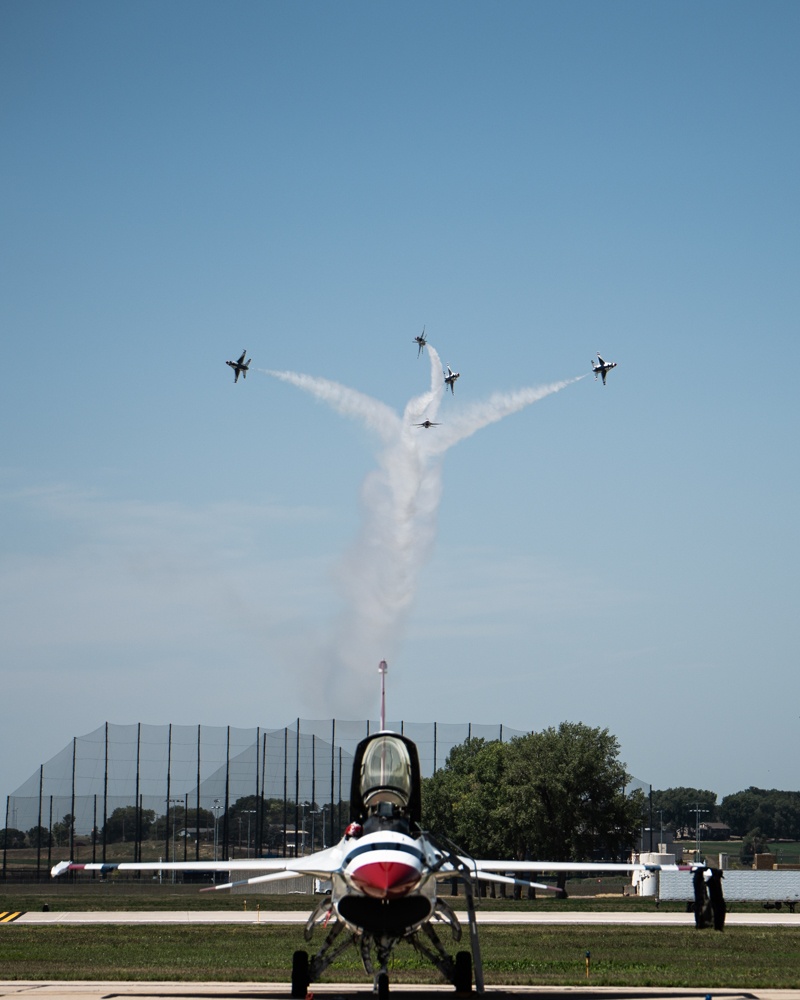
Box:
left=351, top=860, right=421, bottom=899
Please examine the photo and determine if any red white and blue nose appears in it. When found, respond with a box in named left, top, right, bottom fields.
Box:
left=343, top=833, right=425, bottom=899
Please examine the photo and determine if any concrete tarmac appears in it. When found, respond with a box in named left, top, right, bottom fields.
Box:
left=0, top=985, right=799, bottom=1000
left=13, top=910, right=800, bottom=926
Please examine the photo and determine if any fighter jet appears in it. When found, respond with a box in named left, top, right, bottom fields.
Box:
left=52, top=663, right=717, bottom=997
left=226, top=350, right=251, bottom=383
left=592, top=353, right=617, bottom=385
left=413, top=327, right=427, bottom=357
left=414, top=420, right=440, bottom=428
left=444, top=366, right=460, bottom=394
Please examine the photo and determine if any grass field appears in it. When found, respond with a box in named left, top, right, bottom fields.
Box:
left=0, top=881, right=704, bottom=914
left=1, top=923, right=798, bottom=987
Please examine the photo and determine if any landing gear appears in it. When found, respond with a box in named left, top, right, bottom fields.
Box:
left=291, top=949, right=309, bottom=999
left=376, top=971, right=390, bottom=998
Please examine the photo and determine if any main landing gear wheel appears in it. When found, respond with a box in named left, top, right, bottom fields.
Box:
left=291, top=949, right=309, bottom=999
left=376, top=971, right=390, bottom=999
left=454, top=950, right=472, bottom=993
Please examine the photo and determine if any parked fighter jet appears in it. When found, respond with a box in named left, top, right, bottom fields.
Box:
left=414, top=420, right=440, bottom=428
left=414, top=328, right=428, bottom=357
left=226, top=350, right=251, bottom=383
left=444, top=366, right=460, bottom=394
left=592, top=353, right=617, bottom=385
left=52, top=665, right=719, bottom=997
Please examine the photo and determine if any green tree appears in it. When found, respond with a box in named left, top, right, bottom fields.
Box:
left=650, top=788, right=718, bottom=835
left=740, top=827, right=769, bottom=865
left=720, top=788, right=800, bottom=840
left=26, top=824, right=50, bottom=848
left=422, top=738, right=508, bottom=857
left=103, top=806, right=155, bottom=843
left=501, top=722, right=642, bottom=867
left=719, top=788, right=760, bottom=837
left=422, top=722, right=642, bottom=883
left=228, top=796, right=264, bottom=853
left=1, top=827, right=27, bottom=849
left=51, top=814, right=75, bottom=847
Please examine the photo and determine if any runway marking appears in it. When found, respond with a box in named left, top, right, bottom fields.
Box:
left=0, top=911, right=23, bottom=922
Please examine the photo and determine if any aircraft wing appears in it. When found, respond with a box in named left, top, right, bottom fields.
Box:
left=468, top=859, right=688, bottom=875
left=428, top=857, right=691, bottom=885
left=51, top=842, right=347, bottom=882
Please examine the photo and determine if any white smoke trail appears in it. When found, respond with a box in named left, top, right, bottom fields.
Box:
left=262, top=350, right=581, bottom=706
left=264, top=370, right=399, bottom=444
left=423, top=377, right=585, bottom=456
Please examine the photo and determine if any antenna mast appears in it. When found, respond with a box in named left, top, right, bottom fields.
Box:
left=378, top=660, right=388, bottom=731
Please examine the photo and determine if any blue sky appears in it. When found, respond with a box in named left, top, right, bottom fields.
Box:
left=1, top=1, right=798, bottom=809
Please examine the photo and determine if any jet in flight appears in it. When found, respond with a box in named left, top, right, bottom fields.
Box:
left=592, top=353, right=617, bottom=385
left=52, top=663, right=718, bottom=997
left=444, top=366, right=460, bottom=394
left=414, top=420, right=440, bottom=428
left=226, top=350, right=251, bottom=383
left=413, top=328, right=427, bottom=357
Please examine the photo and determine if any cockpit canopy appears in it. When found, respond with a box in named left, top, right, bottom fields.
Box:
left=360, top=735, right=413, bottom=809
left=349, top=731, right=422, bottom=824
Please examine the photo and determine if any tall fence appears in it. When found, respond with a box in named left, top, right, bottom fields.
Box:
left=3, top=719, right=526, bottom=877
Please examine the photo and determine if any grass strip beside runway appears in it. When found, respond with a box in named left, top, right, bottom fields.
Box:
left=1, top=924, right=798, bottom=988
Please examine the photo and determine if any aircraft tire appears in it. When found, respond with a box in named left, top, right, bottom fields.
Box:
left=454, top=950, right=472, bottom=993
left=377, top=972, right=390, bottom=999
left=291, top=949, right=309, bottom=999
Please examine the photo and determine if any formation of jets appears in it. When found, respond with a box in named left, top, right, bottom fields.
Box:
left=52, top=663, right=717, bottom=997
left=225, top=350, right=251, bottom=383
left=224, top=339, right=619, bottom=397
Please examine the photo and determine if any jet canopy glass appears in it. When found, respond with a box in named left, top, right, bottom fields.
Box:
left=359, top=735, right=413, bottom=809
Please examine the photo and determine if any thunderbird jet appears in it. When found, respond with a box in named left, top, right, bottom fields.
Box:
left=592, top=353, right=617, bottom=385
left=226, top=350, right=251, bottom=383
left=52, top=666, right=721, bottom=997
left=414, top=420, right=440, bottom=428
left=444, top=366, right=460, bottom=394
left=414, top=328, right=428, bottom=357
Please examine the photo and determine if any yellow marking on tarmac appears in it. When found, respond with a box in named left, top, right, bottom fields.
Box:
left=0, top=911, right=23, bottom=922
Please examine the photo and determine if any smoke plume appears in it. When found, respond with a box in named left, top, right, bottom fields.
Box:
left=263, top=348, right=582, bottom=707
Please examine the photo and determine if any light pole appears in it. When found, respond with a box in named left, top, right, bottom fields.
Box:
left=693, top=804, right=709, bottom=859
left=169, top=798, right=182, bottom=882
left=310, top=809, right=322, bottom=852
left=212, top=799, right=221, bottom=861
left=242, top=810, right=257, bottom=858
